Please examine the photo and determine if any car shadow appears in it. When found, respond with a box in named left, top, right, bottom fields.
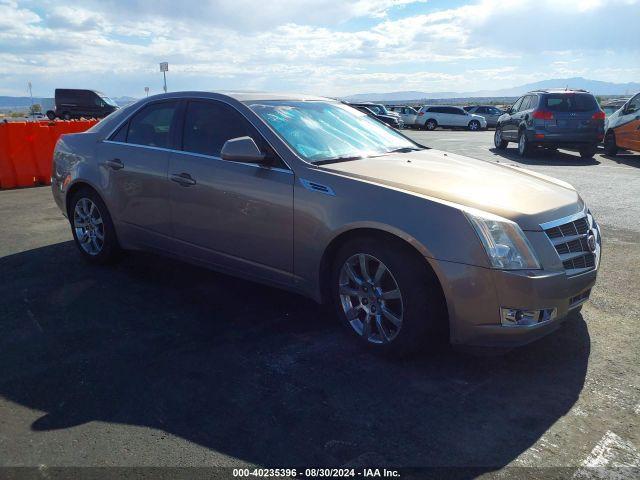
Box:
left=0, top=241, right=590, bottom=470
left=489, top=146, right=601, bottom=166
left=602, top=152, right=640, bottom=168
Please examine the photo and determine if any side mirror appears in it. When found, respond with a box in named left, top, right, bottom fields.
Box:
left=221, top=136, right=266, bottom=164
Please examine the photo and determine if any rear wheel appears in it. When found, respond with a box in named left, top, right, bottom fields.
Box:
left=46, top=110, right=56, bottom=121
left=62, top=111, right=71, bottom=120
left=604, top=131, right=618, bottom=156
left=579, top=145, right=598, bottom=159
left=468, top=120, right=481, bottom=131
left=425, top=119, right=437, bottom=131
left=69, top=188, right=121, bottom=264
left=517, top=130, right=530, bottom=157
left=331, top=237, right=446, bottom=356
left=494, top=126, right=508, bottom=149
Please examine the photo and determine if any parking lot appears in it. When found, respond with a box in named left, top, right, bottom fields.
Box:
left=0, top=130, right=638, bottom=475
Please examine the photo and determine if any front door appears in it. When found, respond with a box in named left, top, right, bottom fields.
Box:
left=168, top=99, right=294, bottom=285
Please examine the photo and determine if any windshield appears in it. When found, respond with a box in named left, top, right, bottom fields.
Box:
left=100, top=96, right=118, bottom=107
left=248, top=101, right=418, bottom=163
left=543, top=93, right=597, bottom=112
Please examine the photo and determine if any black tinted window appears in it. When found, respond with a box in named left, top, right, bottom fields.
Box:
left=511, top=97, right=524, bottom=112
left=182, top=100, right=262, bottom=157
left=448, top=107, right=465, bottom=115
left=110, top=122, right=128, bottom=142
left=543, top=94, right=597, bottom=112
left=127, top=101, right=178, bottom=148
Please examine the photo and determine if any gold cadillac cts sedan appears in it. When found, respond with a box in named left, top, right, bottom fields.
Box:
left=52, top=92, right=601, bottom=354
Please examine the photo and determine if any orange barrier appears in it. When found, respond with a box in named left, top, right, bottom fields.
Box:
left=0, top=119, right=99, bottom=189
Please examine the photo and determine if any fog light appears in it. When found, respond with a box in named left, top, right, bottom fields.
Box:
left=501, top=308, right=557, bottom=327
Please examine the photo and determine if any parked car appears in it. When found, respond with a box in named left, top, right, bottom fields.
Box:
left=601, top=98, right=628, bottom=118
left=416, top=105, right=487, bottom=131
left=52, top=91, right=600, bottom=355
left=350, top=104, right=402, bottom=129
left=350, top=103, right=400, bottom=119
left=494, top=89, right=605, bottom=158
left=388, top=106, right=419, bottom=128
left=604, top=92, right=640, bottom=156
left=463, top=105, right=505, bottom=128
left=46, top=89, right=118, bottom=120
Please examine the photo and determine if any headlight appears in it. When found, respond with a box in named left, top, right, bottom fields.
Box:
left=465, top=209, right=541, bottom=270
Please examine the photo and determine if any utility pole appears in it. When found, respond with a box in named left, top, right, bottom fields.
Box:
left=160, top=62, right=168, bottom=93
left=28, top=81, right=34, bottom=118
left=145, top=86, right=149, bottom=97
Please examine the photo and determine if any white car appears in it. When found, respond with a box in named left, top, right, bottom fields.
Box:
left=388, top=106, right=419, bottom=128
left=416, top=105, right=487, bottom=131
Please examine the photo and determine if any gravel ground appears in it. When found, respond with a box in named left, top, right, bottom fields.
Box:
left=0, top=130, right=638, bottom=478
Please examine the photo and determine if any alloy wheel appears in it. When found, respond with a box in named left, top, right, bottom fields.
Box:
left=494, top=128, right=502, bottom=146
left=469, top=121, right=479, bottom=131
left=338, top=253, right=403, bottom=344
left=518, top=133, right=527, bottom=155
left=73, top=197, right=105, bottom=256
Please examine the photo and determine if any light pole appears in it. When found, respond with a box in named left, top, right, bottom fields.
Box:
left=159, top=62, right=168, bottom=93
left=28, top=81, right=34, bottom=119
left=144, top=86, right=149, bottom=97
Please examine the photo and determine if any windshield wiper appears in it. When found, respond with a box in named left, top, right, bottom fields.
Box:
left=387, top=147, right=422, bottom=153
left=314, top=155, right=363, bottom=165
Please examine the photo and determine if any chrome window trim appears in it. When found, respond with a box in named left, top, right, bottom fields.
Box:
left=102, top=140, right=293, bottom=175
left=101, top=95, right=293, bottom=172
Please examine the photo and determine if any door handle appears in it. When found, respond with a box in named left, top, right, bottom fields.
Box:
left=170, top=172, right=196, bottom=187
left=105, top=158, right=124, bottom=170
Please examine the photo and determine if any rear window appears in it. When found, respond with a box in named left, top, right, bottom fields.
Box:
left=543, top=94, right=597, bottom=112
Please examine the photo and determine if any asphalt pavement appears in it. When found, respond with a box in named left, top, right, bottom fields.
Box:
left=0, top=130, right=638, bottom=477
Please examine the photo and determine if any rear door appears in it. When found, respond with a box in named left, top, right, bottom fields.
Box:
left=449, top=107, right=468, bottom=127
left=542, top=93, right=600, bottom=137
left=168, top=99, right=295, bottom=285
left=502, top=97, right=524, bottom=140
left=615, top=94, right=640, bottom=151
left=101, top=100, right=179, bottom=244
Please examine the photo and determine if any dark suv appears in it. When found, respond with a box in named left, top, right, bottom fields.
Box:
left=494, top=89, right=605, bottom=158
left=46, top=89, right=118, bottom=120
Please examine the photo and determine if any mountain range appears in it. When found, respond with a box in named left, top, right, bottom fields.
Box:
left=342, top=77, right=640, bottom=102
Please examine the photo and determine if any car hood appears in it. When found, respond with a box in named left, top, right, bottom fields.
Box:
left=320, top=149, right=583, bottom=230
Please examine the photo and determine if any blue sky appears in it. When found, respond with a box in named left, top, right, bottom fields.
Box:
left=1, top=0, right=638, bottom=97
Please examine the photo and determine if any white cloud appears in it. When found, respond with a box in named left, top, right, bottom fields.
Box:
left=1, top=0, right=638, bottom=96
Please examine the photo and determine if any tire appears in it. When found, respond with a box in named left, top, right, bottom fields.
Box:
left=579, top=145, right=597, bottom=159
left=604, top=131, right=618, bottom=156
left=468, top=120, right=480, bottom=131
left=330, top=236, right=447, bottom=356
left=494, top=126, right=508, bottom=149
left=46, top=110, right=56, bottom=121
left=517, top=130, right=530, bottom=157
left=62, top=112, right=71, bottom=120
left=69, top=187, right=121, bottom=264
left=425, top=119, right=437, bottom=131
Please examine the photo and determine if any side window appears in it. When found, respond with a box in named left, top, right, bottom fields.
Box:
left=449, top=107, right=465, bottom=115
left=511, top=97, right=524, bottom=113
left=528, top=95, right=538, bottom=110
left=626, top=94, right=640, bottom=115
left=127, top=101, right=179, bottom=148
left=475, top=107, right=487, bottom=114
left=110, top=121, right=128, bottom=142
left=182, top=100, right=267, bottom=159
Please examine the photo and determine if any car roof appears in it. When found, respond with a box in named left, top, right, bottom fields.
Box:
left=141, top=91, right=332, bottom=103
left=527, top=88, right=591, bottom=94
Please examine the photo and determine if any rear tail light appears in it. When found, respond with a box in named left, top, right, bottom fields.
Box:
left=592, top=111, right=606, bottom=120
left=533, top=110, right=554, bottom=120
left=534, top=134, right=545, bottom=139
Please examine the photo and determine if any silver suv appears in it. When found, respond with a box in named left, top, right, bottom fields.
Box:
left=52, top=92, right=599, bottom=355
left=416, top=105, right=487, bottom=131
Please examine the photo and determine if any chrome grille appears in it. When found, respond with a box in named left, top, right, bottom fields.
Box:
left=542, top=212, right=598, bottom=276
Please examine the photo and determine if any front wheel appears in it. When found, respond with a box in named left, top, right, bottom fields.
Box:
left=331, top=237, right=446, bottom=356
left=468, top=120, right=480, bottom=131
left=494, top=126, right=508, bottom=149
left=46, top=110, right=56, bottom=121
left=69, top=188, right=121, bottom=264
left=603, top=132, right=618, bottom=156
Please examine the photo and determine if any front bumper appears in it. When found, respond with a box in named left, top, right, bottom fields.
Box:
left=433, top=259, right=598, bottom=348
